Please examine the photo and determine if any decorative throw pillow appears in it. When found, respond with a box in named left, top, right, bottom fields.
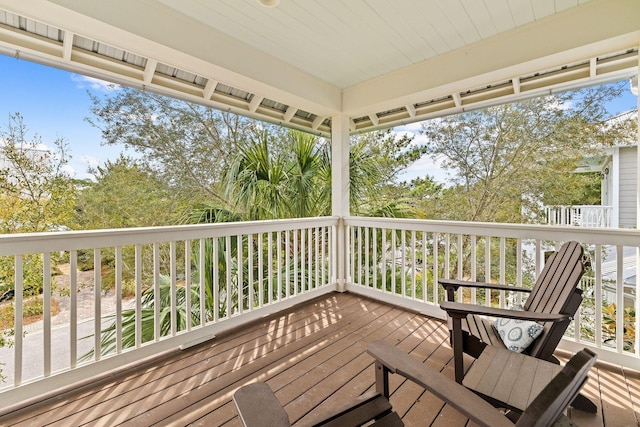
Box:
left=494, top=318, right=544, bottom=353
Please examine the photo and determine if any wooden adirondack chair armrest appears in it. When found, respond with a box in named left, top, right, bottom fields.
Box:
left=439, top=301, right=570, bottom=322
left=233, top=383, right=291, bottom=427
left=234, top=383, right=400, bottom=427
left=439, top=278, right=532, bottom=295
left=367, top=341, right=513, bottom=427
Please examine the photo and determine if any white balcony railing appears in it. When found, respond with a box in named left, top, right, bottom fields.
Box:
left=544, top=205, right=613, bottom=227
left=343, top=217, right=640, bottom=370
left=1, top=216, right=639, bottom=411
left=0, top=217, right=338, bottom=409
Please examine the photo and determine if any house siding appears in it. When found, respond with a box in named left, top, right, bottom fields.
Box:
left=618, top=146, right=637, bottom=228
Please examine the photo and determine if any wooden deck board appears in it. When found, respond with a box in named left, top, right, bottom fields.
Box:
left=1, top=292, right=638, bottom=426
left=597, top=364, right=639, bottom=427
left=624, top=367, right=640, bottom=425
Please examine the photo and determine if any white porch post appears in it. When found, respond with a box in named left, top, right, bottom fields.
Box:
left=332, top=114, right=350, bottom=292
left=612, top=147, right=621, bottom=228
left=635, top=49, right=639, bottom=356
left=636, top=56, right=640, bottom=230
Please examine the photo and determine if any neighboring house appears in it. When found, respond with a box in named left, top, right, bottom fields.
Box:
left=545, top=108, right=638, bottom=228
left=543, top=109, right=638, bottom=293
left=602, top=141, right=637, bottom=228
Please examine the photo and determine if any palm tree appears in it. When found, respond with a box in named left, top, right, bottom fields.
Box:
left=82, top=274, right=206, bottom=359
left=88, top=129, right=413, bottom=356
left=224, top=129, right=329, bottom=219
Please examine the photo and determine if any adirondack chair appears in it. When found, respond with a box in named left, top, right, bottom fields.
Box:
left=370, top=340, right=597, bottom=427
left=438, top=240, right=595, bottom=412
left=233, top=340, right=597, bottom=427
left=234, top=384, right=403, bottom=427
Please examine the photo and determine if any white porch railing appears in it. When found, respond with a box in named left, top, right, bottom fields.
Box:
left=1, top=216, right=640, bottom=411
left=0, top=217, right=337, bottom=410
left=343, top=217, right=640, bottom=371
left=544, top=205, right=613, bottom=227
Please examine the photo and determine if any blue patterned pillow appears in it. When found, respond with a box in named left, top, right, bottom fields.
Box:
left=494, top=318, right=544, bottom=353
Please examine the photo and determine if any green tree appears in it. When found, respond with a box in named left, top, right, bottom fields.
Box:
left=350, top=129, right=425, bottom=216
left=419, top=83, right=634, bottom=223
left=0, top=113, right=76, bottom=382
left=75, top=155, right=184, bottom=229
left=0, top=113, right=76, bottom=295
left=397, top=176, right=444, bottom=218
left=86, top=88, right=259, bottom=207
left=0, top=113, right=76, bottom=234
left=223, top=130, right=330, bottom=220
left=74, top=155, right=189, bottom=291
left=417, top=83, right=636, bottom=287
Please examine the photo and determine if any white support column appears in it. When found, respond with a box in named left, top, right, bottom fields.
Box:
left=636, top=51, right=640, bottom=229
left=635, top=49, right=639, bottom=357
left=332, top=114, right=350, bottom=292
left=613, top=147, right=620, bottom=228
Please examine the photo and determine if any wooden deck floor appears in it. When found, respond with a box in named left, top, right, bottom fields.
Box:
left=1, top=293, right=639, bottom=426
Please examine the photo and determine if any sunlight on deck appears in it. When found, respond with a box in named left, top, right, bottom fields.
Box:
left=0, top=293, right=638, bottom=426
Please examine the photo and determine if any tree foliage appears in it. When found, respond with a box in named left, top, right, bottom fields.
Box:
left=74, top=155, right=184, bottom=229
left=223, top=130, right=330, bottom=220
left=86, top=88, right=259, bottom=207
left=0, top=113, right=76, bottom=234
left=73, top=155, right=192, bottom=289
left=350, top=129, right=425, bottom=216
left=0, top=114, right=76, bottom=295
left=419, top=83, right=634, bottom=223
left=86, top=88, right=430, bottom=221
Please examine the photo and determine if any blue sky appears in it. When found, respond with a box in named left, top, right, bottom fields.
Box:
left=0, top=54, right=637, bottom=183
left=0, top=55, right=127, bottom=180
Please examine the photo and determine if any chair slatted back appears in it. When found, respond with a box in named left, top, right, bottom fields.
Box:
left=524, top=241, right=584, bottom=313
left=516, top=348, right=597, bottom=427
left=523, top=241, right=585, bottom=358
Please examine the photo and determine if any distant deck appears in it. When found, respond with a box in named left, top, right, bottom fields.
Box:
left=1, top=293, right=638, bottom=426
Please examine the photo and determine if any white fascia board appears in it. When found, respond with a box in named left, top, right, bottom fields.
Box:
left=343, top=0, right=640, bottom=117
left=3, top=0, right=341, bottom=117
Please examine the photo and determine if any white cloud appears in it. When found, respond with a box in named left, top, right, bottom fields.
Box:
left=67, top=157, right=100, bottom=181
left=390, top=124, right=451, bottom=184
left=399, top=155, right=449, bottom=183
left=71, top=74, right=120, bottom=92
left=32, top=142, right=51, bottom=152
left=61, top=164, right=76, bottom=176
left=394, top=121, right=424, bottom=132
left=80, top=155, right=101, bottom=168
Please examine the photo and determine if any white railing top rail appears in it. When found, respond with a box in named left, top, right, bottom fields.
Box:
left=545, top=205, right=613, bottom=209
left=0, top=216, right=340, bottom=256
left=343, top=216, right=640, bottom=245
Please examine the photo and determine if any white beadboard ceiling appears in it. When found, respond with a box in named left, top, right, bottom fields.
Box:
left=0, top=0, right=638, bottom=135
left=157, top=0, right=587, bottom=89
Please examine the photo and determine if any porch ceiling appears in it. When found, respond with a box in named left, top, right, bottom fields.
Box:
left=0, top=0, right=638, bottom=136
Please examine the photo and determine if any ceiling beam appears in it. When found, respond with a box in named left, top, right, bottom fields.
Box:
left=343, top=0, right=640, bottom=116
left=143, top=59, right=157, bottom=84
left=62, top=30, right=73, bottom=61
left=512, top=77, right=521, bottom=95
left=311, top=115, right=324, bottom=130
left=203, top=79, right=217, bottom=101
left=0, top=0, right=342, bottom=117
left=248, top=95, right=263, bottom=113
left=452, top=92, right=462, bottom=108
left=283, top=106, right=296, bottom=123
